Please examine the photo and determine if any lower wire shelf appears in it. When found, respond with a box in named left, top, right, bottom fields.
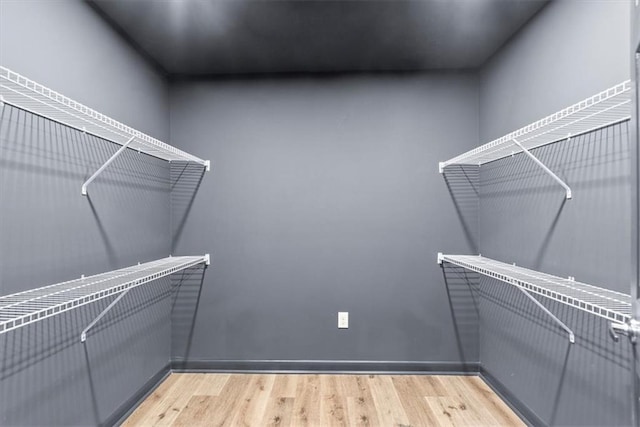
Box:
left=0, top=255, right=209, bottom=335
left=438, top=254, right=631, bottom=324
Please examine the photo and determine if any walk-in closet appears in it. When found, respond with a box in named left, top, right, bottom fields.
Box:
left=1, top=1, right=638, bottom=426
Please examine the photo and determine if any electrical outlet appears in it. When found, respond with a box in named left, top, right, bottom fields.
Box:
left=338, top=312, right=349, bottom=329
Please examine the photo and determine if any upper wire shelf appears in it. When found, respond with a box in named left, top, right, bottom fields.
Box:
left=438, top=254, right=631, bottom=324
left=0, top=255, right=209, bottom=335
left=0, top=66, right=209, bottom=168
left=440, top=80, right=631, bottom=171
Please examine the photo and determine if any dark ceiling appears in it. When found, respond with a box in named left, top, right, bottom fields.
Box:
left=89, top=0, right=548, bottom=76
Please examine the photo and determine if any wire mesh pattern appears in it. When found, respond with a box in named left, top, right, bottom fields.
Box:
left=0, top=256, right=207, bottom=335
left=0, top=66, right=207, bottom=165
left=440, top=254, right=631, bottom=323
left=441, top=80, right=631, bottom=168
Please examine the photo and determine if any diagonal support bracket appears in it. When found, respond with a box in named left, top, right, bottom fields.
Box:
left=81, top=289, right=130, bottom=343
left=512, top=138, right=572, bottom=199
left=516, top=285, right=575, bottom=343
left=82, top=135, right=136, bottom=196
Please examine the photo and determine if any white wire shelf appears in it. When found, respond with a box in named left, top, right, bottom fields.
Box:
left=0, top=66, right=209, bottom=168
left=438, top=254, right=631, bottom=324
left=0, top=255, right=209, bottom=335
left=440, top=80, right=631, bottom=170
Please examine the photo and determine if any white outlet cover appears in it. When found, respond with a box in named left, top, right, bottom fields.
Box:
left=338, top=312, right=349, bottom=329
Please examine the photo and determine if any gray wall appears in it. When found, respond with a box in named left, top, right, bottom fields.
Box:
left=479, top=0, right=629, bottom=143
left=169, top=74, right=480, bottom=365
left=0, top=1, right=172, bottom=425
left=477, top=1, right=633, bottom=425
left=0, top=0, right=169, bottom=141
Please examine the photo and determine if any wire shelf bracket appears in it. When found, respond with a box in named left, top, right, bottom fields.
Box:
left=439, top=80, right=631, bottom=172
left=0, top=255, right=210, bottom=336
left=0, top=66, right=210, bottom=175
left=512, top=137, right=572, bottom=199
left=515, top=283, right=575, bottom=343
left=81, top=288, right=130, bottom=342
left=437, top=253, right=632, bottom=342
left=81, top=135, right=135, bottom=196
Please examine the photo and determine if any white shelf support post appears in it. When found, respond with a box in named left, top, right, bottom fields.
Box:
left=81, top=289, right=131, bottom=343
left=82, top=135, right=136, bottom=196
left=512, top=138, right=573, bottom=199
left=515, top=285, right=575, bottom=344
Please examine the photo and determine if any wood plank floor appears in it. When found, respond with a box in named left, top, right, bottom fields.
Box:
left=123, top=373, right=524, bottom=426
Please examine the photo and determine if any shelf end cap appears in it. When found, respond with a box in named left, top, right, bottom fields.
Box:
left=204, top=160, right=211, bottom=172
left=204, top=253, right=211, bottom=266
left=437, top=252, right=444, bottom=265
